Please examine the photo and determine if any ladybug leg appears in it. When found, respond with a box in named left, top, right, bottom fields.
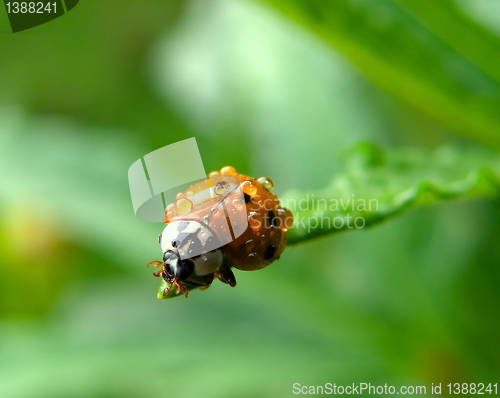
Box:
left=162, top=283, right=174, bottom=297
left=160, top=272, right=178, bottom=297
left=215, top=263, right=237, bottom=287
left=147, top=260, right=163, bottom=268
left=200, top=274, right=214, bottom=290
left=199, top=273, right=214, bottom=290
left=174, top=280, right=189, bottom=298
left=214, top=272, right=226, bottom=285
left=179, top=274, right=214, bottom=291
left=161, top=280, right=188, bottom=298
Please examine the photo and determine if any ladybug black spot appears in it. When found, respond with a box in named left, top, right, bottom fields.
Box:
left=268, top=210, right=277, bottom=228
left=244, top=193, right=253, bottom=204
left=264, top=245, right=276, bottom=260
left=173, top=232, right=192, bottom=248
left=188, top=236, right=203, bottom=257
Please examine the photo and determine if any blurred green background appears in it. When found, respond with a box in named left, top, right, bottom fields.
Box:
left=1, top=0, right=499, bottom=396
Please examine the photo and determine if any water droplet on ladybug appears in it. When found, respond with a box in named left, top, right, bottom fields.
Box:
left=241, top=181, right=258, bottom=196
left=221, top=166, right=237, bottom=175
left=209, top=171, right=220, bottom=177
left=257, top=176, right=274, bottom=190
left=175, top=198, right=193, bottom=216
left=248, top=211, right=260, bottom=228
left=186, top=191, right=194, bottom=197
left=214, top=182, right=228, bottom=195
left=166, top=203, right=174, bottom=212
left=245, top=253, right=261, bottom=269
left=176, top=192, right=185, bottom=200
left=211, top=208, right=222, bottom=218
left=232, top=198, right=244, bottom=210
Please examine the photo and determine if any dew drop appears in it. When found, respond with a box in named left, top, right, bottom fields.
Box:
left=241, top=181, right=258, bottom=196
left=248, top=211, right=260, bottom=228
left=175, top=198, right=193, bottom=216
left=257, top=176, right=274, bottom=190
left=232, top=198, right=244, bottom=210
left=221, top=166, right=237, bottom=175
left=214, top=182, right=229, bottom=195
left=245, top=253, right=262, bottom=269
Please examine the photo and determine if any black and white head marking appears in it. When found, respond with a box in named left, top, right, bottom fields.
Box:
left=159, top=220, right=223, bottom=277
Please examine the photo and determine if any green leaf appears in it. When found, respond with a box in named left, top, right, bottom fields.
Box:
left=159, top=143, right=500, bottom=299
left=284, top=143, right=500, bottom=245
left=157, top=280, right=193, bottom=299
left=256, top=0, right=500, bottom=149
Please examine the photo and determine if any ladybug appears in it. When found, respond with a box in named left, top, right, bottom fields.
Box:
left=148, top=166, right=293, bottom=297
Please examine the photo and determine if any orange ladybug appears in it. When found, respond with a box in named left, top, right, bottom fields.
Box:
left=147, top=166, right=293, bottom=297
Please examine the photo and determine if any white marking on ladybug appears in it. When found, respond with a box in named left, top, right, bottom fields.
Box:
left=160, top=220, right=223, bottom=276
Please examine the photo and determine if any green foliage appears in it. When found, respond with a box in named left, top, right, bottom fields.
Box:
left=159, top=142, right=500, bottom=298
left=258, top=0, right=500, bottom=149
left=157, top=279, right=200, bottom=299
left=285, top=143, right=500, bottom=244
left=2, top=0, right=500, bottom=396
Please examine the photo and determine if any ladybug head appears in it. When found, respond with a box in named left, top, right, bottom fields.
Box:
left=162, top=250, right=194, bottom=282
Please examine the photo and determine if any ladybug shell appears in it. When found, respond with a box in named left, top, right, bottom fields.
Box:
left=165, top=169, right=293, bottom=271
